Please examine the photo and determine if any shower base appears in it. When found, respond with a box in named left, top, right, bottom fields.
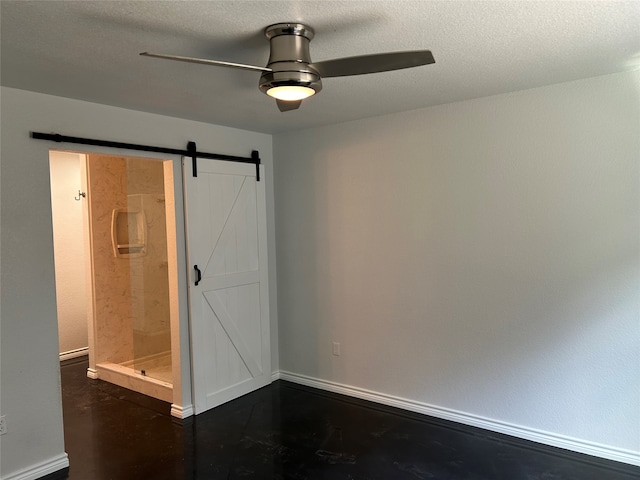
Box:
left=95, top=355, right=172, bottom=403
left=128, top=351, right=173, bottom=383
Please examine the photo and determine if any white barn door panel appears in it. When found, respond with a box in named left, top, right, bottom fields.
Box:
left=183, top=158, right=270, bottom=414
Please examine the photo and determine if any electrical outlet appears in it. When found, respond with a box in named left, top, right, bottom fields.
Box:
left=332, top=342, right=341, bottom=356
left=0, top=416, right=7, bottom=435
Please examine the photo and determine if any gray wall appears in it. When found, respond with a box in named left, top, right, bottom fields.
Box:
left=0, top=87, right=277, bottom=479
left=274, top=70, right=640, bottom=460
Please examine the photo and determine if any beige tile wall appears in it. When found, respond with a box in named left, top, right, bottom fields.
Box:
left=88, top=155, right=171, bottom=367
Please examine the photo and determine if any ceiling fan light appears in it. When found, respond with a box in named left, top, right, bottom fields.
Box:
left=266, top=85, right=316, bottom=101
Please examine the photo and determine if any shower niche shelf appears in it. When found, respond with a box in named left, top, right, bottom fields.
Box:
left=111, top=208, right=147, bottom=258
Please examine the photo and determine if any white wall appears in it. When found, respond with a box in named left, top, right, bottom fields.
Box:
left=0, top=87, right=277, bottom=479
left=49, top=151, right=88, bottom=356
left=274, top=70, right=640, bottom=463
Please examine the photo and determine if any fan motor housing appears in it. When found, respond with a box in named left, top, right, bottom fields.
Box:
left=259, top=23, right=322, bottom=95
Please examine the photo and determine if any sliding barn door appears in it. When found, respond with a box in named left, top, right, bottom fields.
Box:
left=183, top=158, right=270, bottom=414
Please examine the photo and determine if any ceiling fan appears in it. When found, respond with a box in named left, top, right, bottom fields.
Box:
left=141, top=23, right=435, bottom=112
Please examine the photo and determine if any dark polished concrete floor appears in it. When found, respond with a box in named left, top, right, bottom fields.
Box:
left=58, top=357, right=639, bottom=480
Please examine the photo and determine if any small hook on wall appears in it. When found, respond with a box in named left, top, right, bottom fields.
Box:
left=75, top=190, right=86, bottom=201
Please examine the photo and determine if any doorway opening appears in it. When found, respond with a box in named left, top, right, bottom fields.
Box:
left=49, top=150, right=181, bottom=404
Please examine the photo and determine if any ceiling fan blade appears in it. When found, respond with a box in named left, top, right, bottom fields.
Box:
left=310, top=50, right=434, bottom=78
left=140, top=52, right=271, bottom=73
left=276, top=99, right=302, bottom=112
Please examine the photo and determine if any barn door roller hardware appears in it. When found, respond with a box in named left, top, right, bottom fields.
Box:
left=30, top=132, right=261, bottom=181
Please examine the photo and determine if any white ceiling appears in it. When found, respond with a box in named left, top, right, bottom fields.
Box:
left=2, top=1, right=639, bottom=134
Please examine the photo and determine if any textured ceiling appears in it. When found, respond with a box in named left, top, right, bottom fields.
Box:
left=2, top=1, right=639, bottom=134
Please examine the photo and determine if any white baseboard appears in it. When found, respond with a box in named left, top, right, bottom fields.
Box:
left=3, top=453, right=69, bottom=480
left=59, top=347, right=88, bottom=361
left=171, top=403, right=194, bottom=419
left=86, top=367, right=98, bottom=379
left=271, top=370, right=281, bottom=382
left=278, top=370, right=640, bottom=467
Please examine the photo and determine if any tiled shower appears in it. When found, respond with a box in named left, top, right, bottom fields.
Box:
left=86, top=154, right=176, bottom=402
left=51, top=151, right=180, bottom=402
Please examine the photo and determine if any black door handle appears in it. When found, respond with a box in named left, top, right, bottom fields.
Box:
left=194, top=265, right=202, bottom=286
